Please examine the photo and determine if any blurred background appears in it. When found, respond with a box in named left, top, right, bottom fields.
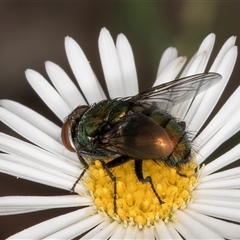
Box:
left=0, top=1, right=240, bottom=238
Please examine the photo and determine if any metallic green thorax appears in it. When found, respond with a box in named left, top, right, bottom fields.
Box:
left=77, top=99, right=130, bottom=153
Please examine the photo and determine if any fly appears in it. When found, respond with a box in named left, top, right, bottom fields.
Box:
left=61, top=72, right=221, bottom=212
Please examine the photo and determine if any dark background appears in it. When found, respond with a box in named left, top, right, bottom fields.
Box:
left=1, top=1, right=240, bottom=238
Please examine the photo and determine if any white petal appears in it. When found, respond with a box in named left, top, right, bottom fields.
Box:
left=185, top=208, right=240, bottom=239
left=143, top=226, right=155, bottom=240
left=7, top=207, right=95, bottom=239
left=0, top=195, right=92, bottom=215
left=83, top=220, right=113, bottom=239
left=0, top=133, right=79, bottom=175
left=88, top=220, right=120, bottom=239
left=0, top=152, right=84, bottom=194
left=153, top=56, right=186, bottom=86
left=116, top=33, right=138, bottom=96
left=0, top=107, right=77, bottom=161
left=201, top=167, right=240, bottom=183
left=197, top=178, right=240, bottom=189
left=0, top=100, right=61, bottom=141
left=186, top=45, right=238, bottom=132
left=196, top=189, right=240, bottom=200
left=1, top=153, right=76, bottom=183
left=166, top=223, right=183, bottom=239
left=194, top=198, right=240, bottom=209
left=154, top=220, right=172, bottom=239
left=65, top=36, right=105, bottom=104
left=170, top=221, right=196, bottom=239
left=176, top=210, right=222, bottom=239
left=197, top=106, right=240, bottom=163
left=189, top=203, right=240, bottom=222
left=109, top=224, right=127, bottom=239
left=179, top=52, right=196, bottom=78
left=0, top=149, right=86, bottom=194
left=45, top=61, right=86, bottom=108
left=173, top=34, right=215, bottom=120
left=180, top=33, right=215, bottom=77
left=184, top=52, right=208, bottom=76
left=46, top=214, right=104, bottom=239
left=99, top=28, right=125, bottom=98
left=156, top=47, right=178, bottom=77
left=212, top=45, right=237, bottom=96
left=123, top=224, right=138, bottom=239
left=25, top=69, right=71, bottom=121
left=199, top=144, right=240, bottom=175
left=210, top=36, right=236, bottom=72
left=196, top=86, right=240, bottom=155
left=0, top=159, right=77, bottom=191
left=135, top=227, right=145, bottom=240
left=172, top=52, right=208, bottom=120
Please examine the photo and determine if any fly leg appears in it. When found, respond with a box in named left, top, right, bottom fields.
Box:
left=135, top=159, right=164, bottom=204
left=71, top=154, right=89, bottom=192
left=101, top=156, right=130, bottom=213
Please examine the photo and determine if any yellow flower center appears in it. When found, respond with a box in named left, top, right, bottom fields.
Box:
left=84, top=159, right=197, bottom=228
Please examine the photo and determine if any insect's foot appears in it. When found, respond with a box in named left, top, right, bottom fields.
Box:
left=71, top=168, right=87, bottom=193
left=155, top=193, right=165, bottom=205
left=70, top=181, right=78, bottom=192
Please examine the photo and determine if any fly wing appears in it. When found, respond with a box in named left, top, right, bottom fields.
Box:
left=127, top=73, right=222, bottom=110
left=101, top=114, right=173, bottom=159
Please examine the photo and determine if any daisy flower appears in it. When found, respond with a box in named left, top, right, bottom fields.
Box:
left=0, top=27, right=240, bottom=239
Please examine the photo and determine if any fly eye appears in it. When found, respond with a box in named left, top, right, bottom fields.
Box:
left=61, top=120, right=76, bottom=152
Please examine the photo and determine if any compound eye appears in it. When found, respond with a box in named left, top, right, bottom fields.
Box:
left=61, top=120, right=76, bottom=152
